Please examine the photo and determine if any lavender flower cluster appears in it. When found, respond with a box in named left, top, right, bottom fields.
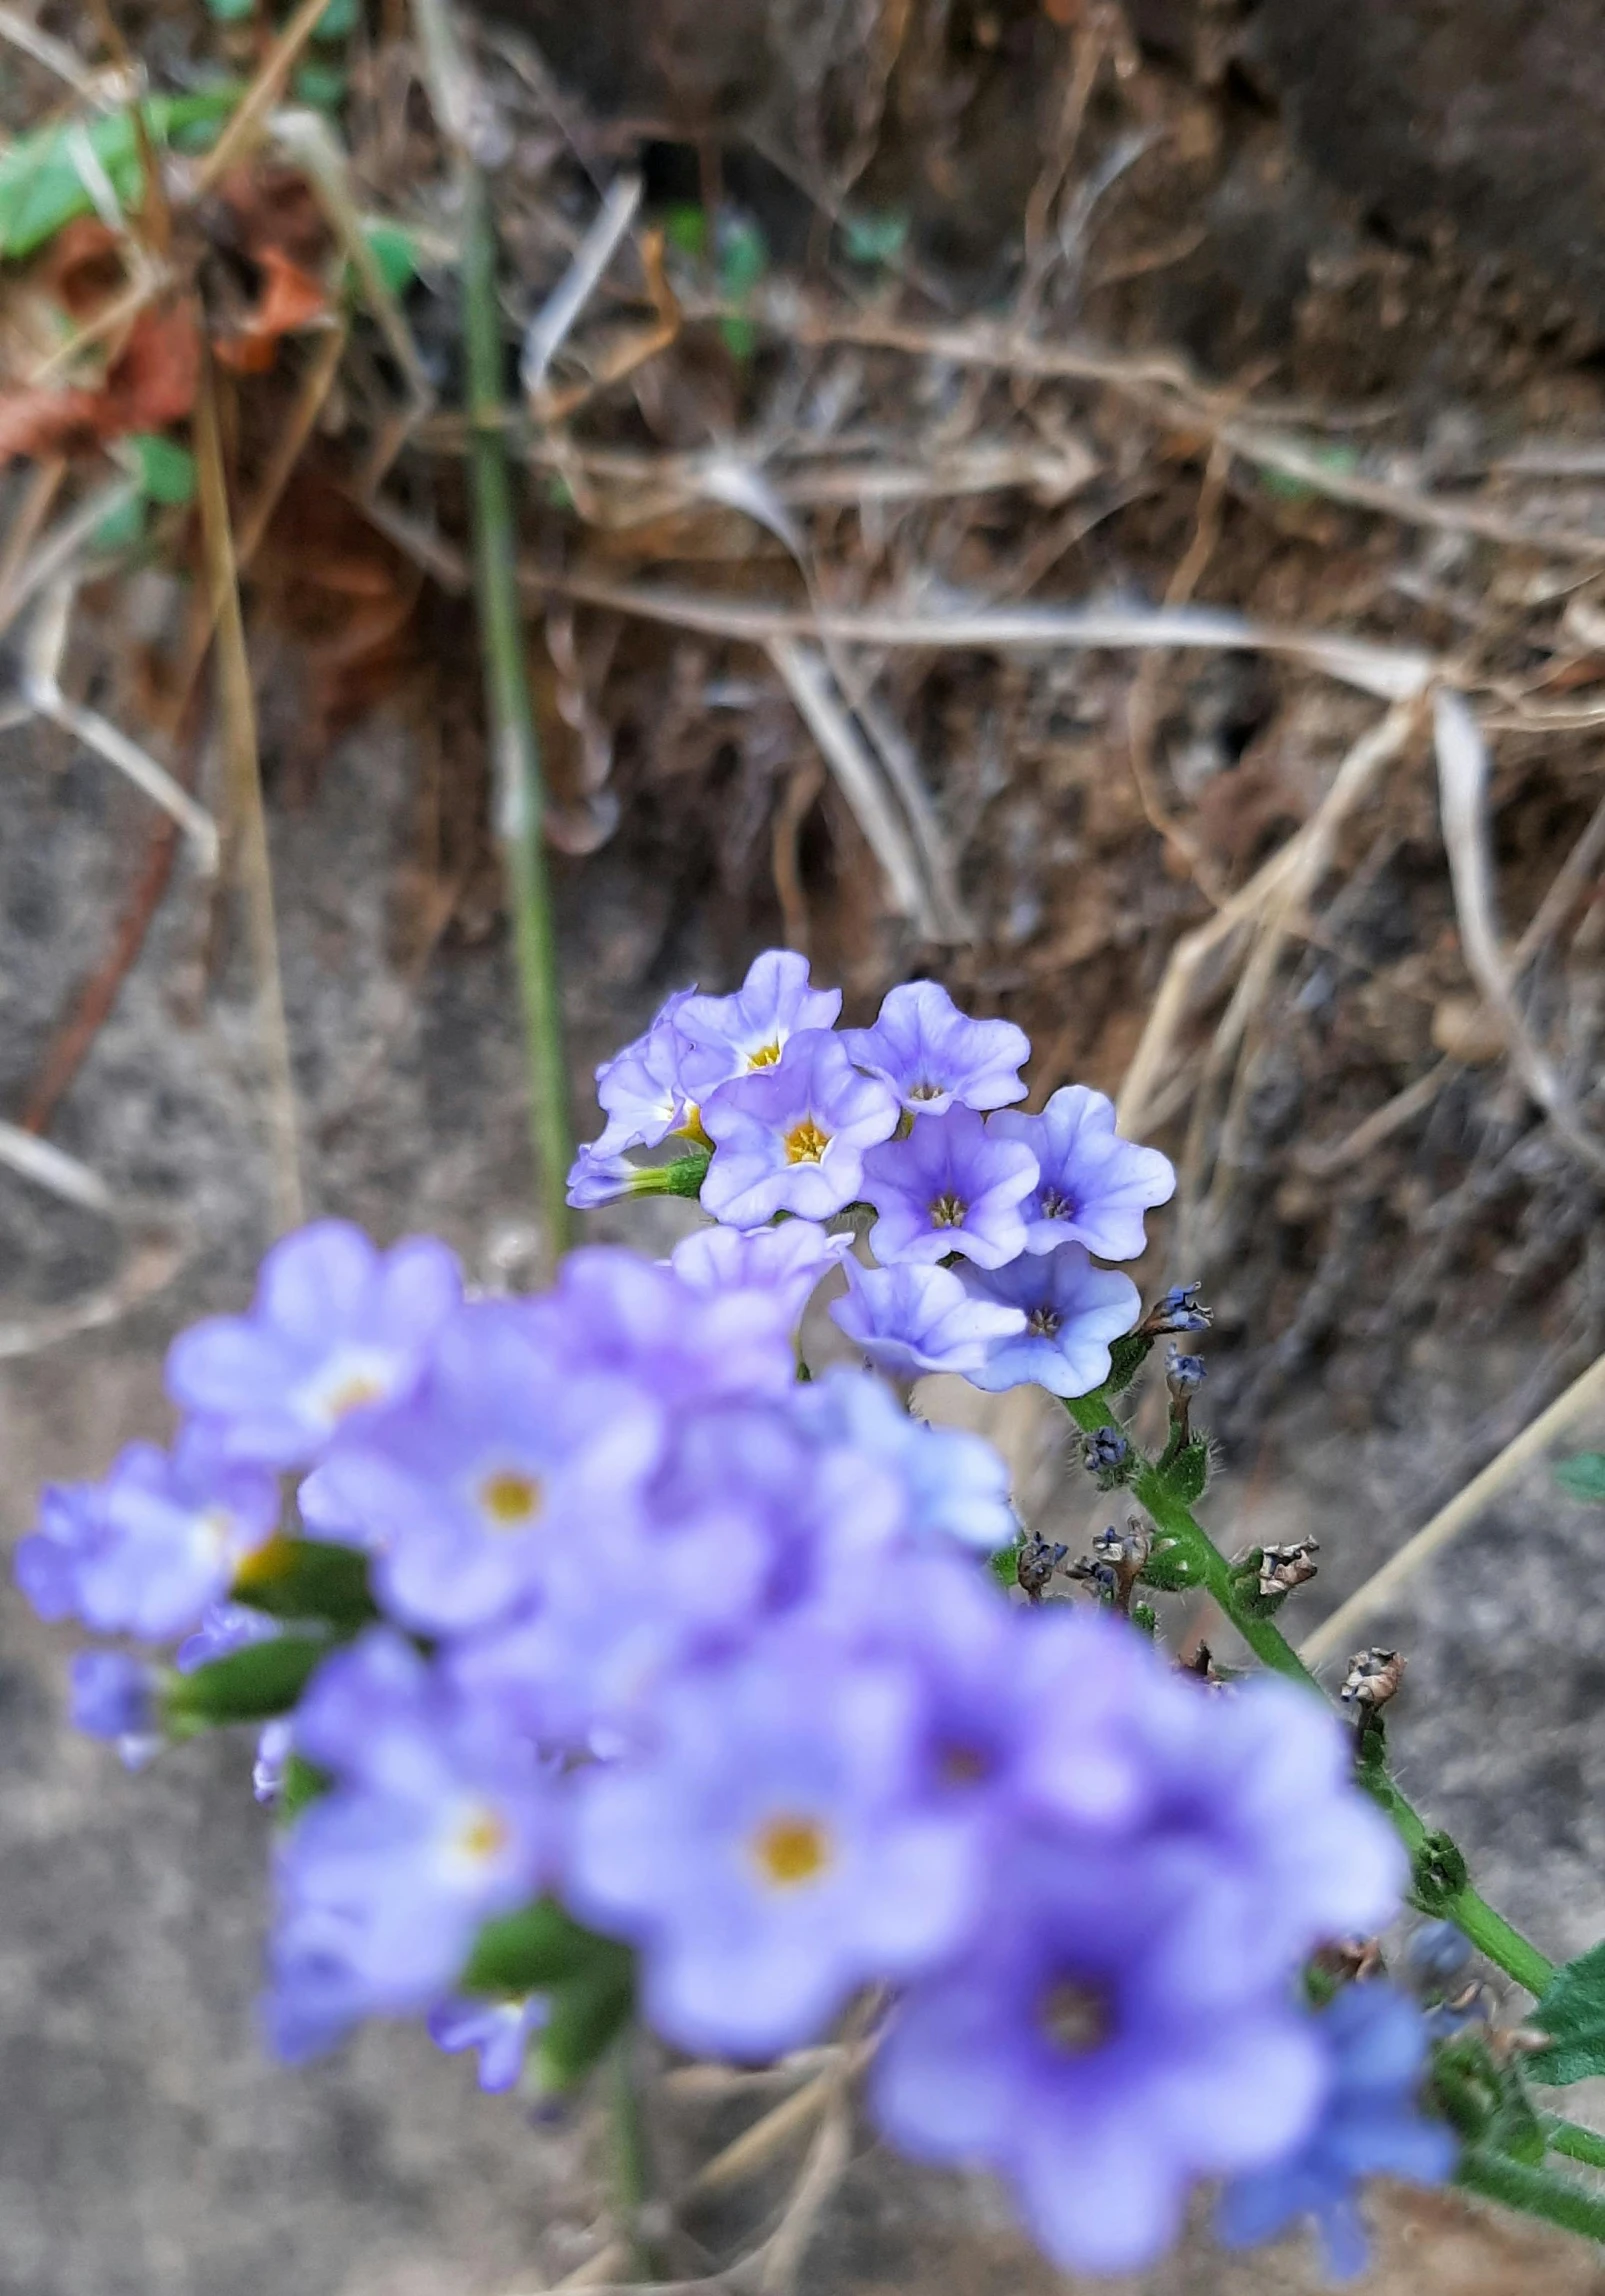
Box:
left=14, top=955, right=1456, bottom=2281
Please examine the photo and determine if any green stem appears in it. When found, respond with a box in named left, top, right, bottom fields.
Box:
left=1546, top=2117, right=1605, bottom=2174
left=1457, top=2148, right=1605, bottom=2243
left=1064, top=1386, right=1555, bottom=1998
left=461, top=164, right=573, bottom=1258
left=610, top=2027, right=664, bottom=2280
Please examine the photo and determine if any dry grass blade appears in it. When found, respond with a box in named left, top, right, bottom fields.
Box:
left=0, top=4, right=100, bottom=95
left=1433, top=690, right=1605, bottom=1180
left=0, top=1118, right=112, bottom=1213
left=0, top=472, right=139, bottom=640
left=536, top=574, right=1442, bottom=701
left=767, top=637, right=940, bottom=936
left=269, top=113, right=430, bottom=410
left=522, top=172, right=643, bottom=402
left=19, top=577, right=221, bottom=869
left=754, top=2089, right=853, bottom=2296
left=192, top=359, right=304, bottom=1233
left=193, top=0, right=339, bottom=195
left=1301, top=1349, right=1605, bottom=1665
left=0, top=1234, right=183, bottom=1360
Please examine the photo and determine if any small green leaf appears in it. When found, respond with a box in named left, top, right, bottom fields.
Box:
left=0, top=92, right=239, bottom=262
left=205, top=0, right=256, bottom=19
left=361, top=221, right=416, bottom=298
left=841, top=209, right=908, bottom=267
left=277, top=1752, right=331, bottom=1823
left=1555, top=1452, right=1605, bottom=1504
left=313, top=0, right=361, bottom=35
left=292, top=61, right=347, bottom=111
left=127, top=432, right=196, bottom=506
left=1529, top=1941, right=1605, bottom=2086
left=988, top=1541, right=1020, bottom=1588
left=538, top=1955, right=635, bottom=2091
left=1411, top=1831, right=1471, bottom=1917
left=231, top=1538, right=377, bottom=1634
left=1137, top=1539, right=1199, bottom=1593
left=1256, top=442, right=1362, bottom=504
left=663, top=203, right=708, bottom=260
left=91, top=493, right=147, bottom=554
left=1165, top=1438, right=1210, bottom=1505
left=1104, top=1333, right=1153, bottom=1395
left=167, top=1634, right=326, bottom=1729
left=462, top=1900, right=613, bottom=1996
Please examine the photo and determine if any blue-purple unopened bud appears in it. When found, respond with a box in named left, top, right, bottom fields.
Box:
left=69, top=1650, right=163, bottom=1768
left=1083, top=1427, right=1130, bottom=1473
left=1165, top=1347, right=1207, bottom=1397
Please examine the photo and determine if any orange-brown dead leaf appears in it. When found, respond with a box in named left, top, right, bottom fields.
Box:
left=40, top=219, right=129, bottom=318
left=0, top=301, right=200, bottom=464
left=211, top=246, right=329, bottom=375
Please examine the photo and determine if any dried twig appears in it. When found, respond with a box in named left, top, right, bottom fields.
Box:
left=522, top=172, right=643, bottom=402
left=1301, top=1349, right=1605, bottom=1664
left=1433, top=690, right=1605, bottom=1180
left=0, top=1118, right=112, bottom=1213
left=0, top=1234, right=184, bottom=1360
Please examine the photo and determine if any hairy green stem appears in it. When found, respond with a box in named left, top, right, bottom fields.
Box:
left=1063, top=1387, right=1555, bottom=1998
left=1457, top=2148, right=1605, bottom=2243
left=462, top=165, right=573, bottom=1257
left=1546, top=2117, right=1605, bottom=2174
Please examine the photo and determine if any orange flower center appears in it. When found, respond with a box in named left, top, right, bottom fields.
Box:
left=751, top=1814, right=832, bottom=1889
left=479, top=1470, right=542, bottom=1528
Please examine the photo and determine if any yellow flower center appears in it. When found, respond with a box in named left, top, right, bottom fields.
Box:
left=930, top=1192, right=968, bottom=1228
left=457, top=1805, right=510, bottom=1863
left=231, top=1529, right=295, bottom=1588
left=751, top=1814, right=832, bottom=1889
left=324, top=1372, right=386, bottom=1419
left=479, top=1470, right=543, bottom=1529
left=1039, top=1978, right=1109, bottom=2055
left=784, top=1118, right=831, bottom=1165
left=747, top=1040, right=784, bottom=1069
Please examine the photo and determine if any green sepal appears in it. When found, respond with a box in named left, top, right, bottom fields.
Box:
left=1137, top=1539, right=1200, bottom=1593
left=988, top=1541, right=1020, bottom=1589
left=655, top=1148, right=712, bottom=1200
left=1411, top=1830, right=1470, bottom=1915
left=231, top=1538, right=378, bottom=1634
left=1355, top=1708, right=1389, bottom=1777
left=277, top=1753, right=332, bottom=1824
left=1527, top=1940, right=1605, bottom=2087
left=1433, top=2030, right=1545, bottom=2162
left=462, top=1898, right=617, bottom=1995
left=1164, top=1437, right=1211, bottom=1505
left=538, top=1953, right=636, bottom=2091
left=1104, top=1333, right=1153, bottom=1395
left=167, top=1634, right=326, bottom=1730
left=1555, top=1452, right=1605, bottom=1504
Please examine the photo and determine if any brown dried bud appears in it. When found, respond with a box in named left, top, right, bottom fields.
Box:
left=1257, top=1537, right=1319, bottom=1599
left=1341, top=1647, right=1405, bottom=1710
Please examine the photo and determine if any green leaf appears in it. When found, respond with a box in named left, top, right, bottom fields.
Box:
left=462, top=1900, right=613, bottom=1995
left=231, top=1537, right=378, bottom=1633
left=167, top=1634, right=326, bottom=1729
left=1165, top=1438, right=1211, bottom=1505
left=538, top=1955, right=635, bottom=2090
left=361, top=221, right=416, bottom=298
left=0, top=92, right=240, bottom=263
left=127, top=432, right=196, bottom=506
left=1137, top=1539, right=1200, bottom=1593
left=1104, top=1332, right=1153, bottom=1395
left=313, top=0, right=361, bottom=35
left=1256, top=442, right=1362, bottom=504
left=277, top=1752, right=331, bottom=1823
left=988, top=1541, right=1020, bottom=1588
left=1528, top=1941, right=1605, bottom=2086
left=1555, top=1452, right=1605, bottom=1504
left=841, top=209, right=909, bottom=267
left=91, top=493, right=147, bottom=554
left=292, top=61, right=347, bottom=111
left=205, top=0, right=256, bottom=19
left=663, top=203, right=708, bottom=260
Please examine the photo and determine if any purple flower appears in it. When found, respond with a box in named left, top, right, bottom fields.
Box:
left=166, top=1220, right=463, bottom=1468
left=429, top=1994, right=549, bottom=2093
left=860, top=1108, right=1037, bottom=1270
left=871, top=1834, right=1328, bottom=2277
left=298, top=1302, right=662, bottom=1636
left=670, top=1219, right=851, bottom=1335
left=957, top=1246, right=1138, bottom=1396
left=701, top=1031, right=899, bottom=1227
left=1218, top=1983, right=1456, bottom=2280
left=14, top=1431, right=280, bottom=1642
left=829, top=1259, right=1026, bottom=1377
left=591, top=989, right=699, bottom=1156
left=566, top=1146, right=646, bottom=1210
left=796, top=1370, right=1017, bottom=1554
left=841, top=980, right=1029, bottom=1115
left=68, top=1650, right=163, bottom=1768
left=176, top=1599, right=282, bottom=1674
left=565, top=1635, right=976, bottom=2059
left=254, top=1717, right=295, bottom=1805
left=544, top=1246, right=799, bottom=1406
left=264, top=1632, right=553, bottom=2059
left=674, top=950, right=841, bottom=1099
left=991, top=1086, right=1175, bottom=1261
